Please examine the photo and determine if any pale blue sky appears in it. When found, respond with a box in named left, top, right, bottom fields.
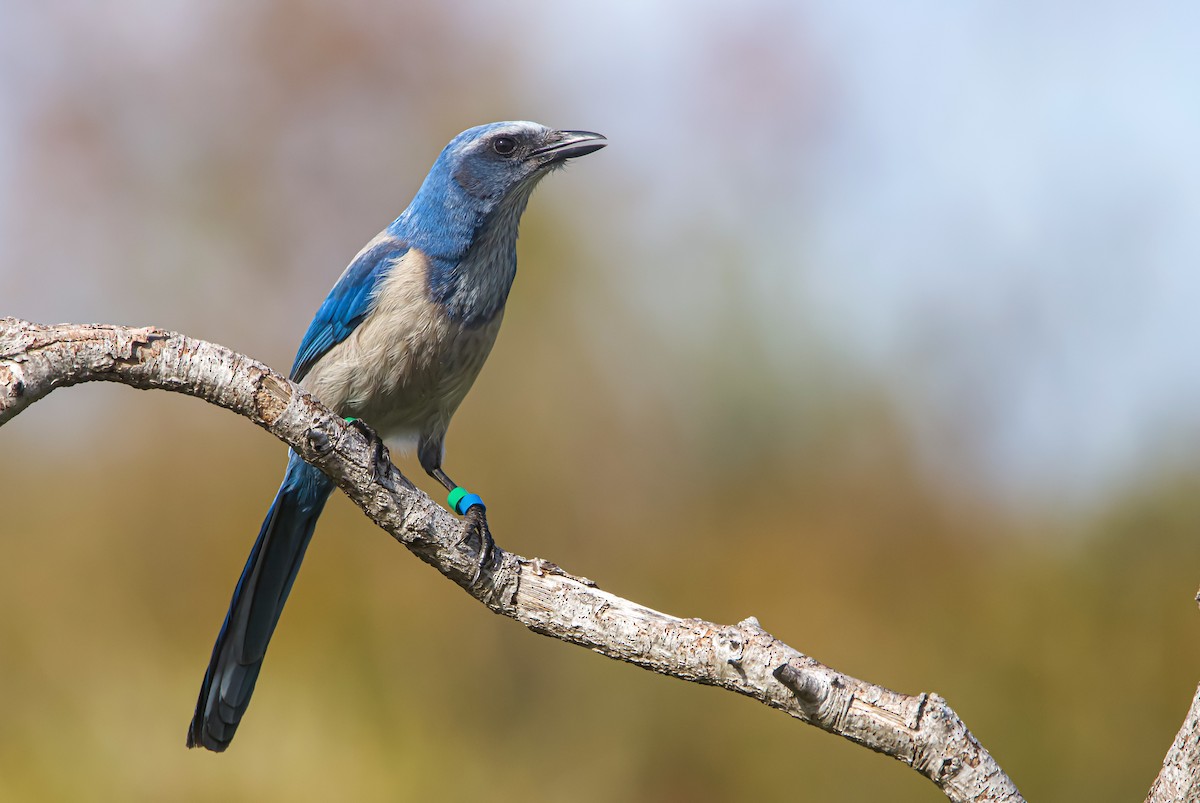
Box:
left=2, top=1, right=1198, bottom=509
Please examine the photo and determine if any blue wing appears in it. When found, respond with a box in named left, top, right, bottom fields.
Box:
left=290, top=235, right=411, bottom=382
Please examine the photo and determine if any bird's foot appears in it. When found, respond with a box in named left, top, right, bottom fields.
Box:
left=444, top=487, right=496, bottom=587
left=463, top=503, right=496, bottom=588
left=345, top=417, right=403, bottom=489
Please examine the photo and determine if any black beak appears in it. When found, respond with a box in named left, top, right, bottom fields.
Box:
left=531, top=130, right=607, bottom=164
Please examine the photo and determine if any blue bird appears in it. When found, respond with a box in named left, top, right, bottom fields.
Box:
left=187, top=121, right=606, bottom=752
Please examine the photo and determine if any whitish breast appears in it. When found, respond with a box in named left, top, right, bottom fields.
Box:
left=300, top=249, right=504, bottom=445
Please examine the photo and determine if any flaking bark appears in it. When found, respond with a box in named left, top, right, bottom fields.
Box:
left=5, top=316, right=1184, bottom=802
left=1144, top=595, right=1200, bottom=803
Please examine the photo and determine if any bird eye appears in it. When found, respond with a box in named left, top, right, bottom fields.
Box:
left=492, top=136, right=518, bottom=156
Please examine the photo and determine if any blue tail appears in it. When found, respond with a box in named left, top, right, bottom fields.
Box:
left=187, top=452, right=334, bottom=751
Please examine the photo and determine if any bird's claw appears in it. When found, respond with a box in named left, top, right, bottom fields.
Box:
left=346, top=418, right=403, bottom=489
left=464, top=505, right=496, bottom=588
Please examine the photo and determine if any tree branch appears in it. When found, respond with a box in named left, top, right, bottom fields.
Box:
left=0, top=317, right=1028, bottom=801
left=1146, top=680, right=1200, bottom=803
left=1143, top=592, right=1200, bottom=802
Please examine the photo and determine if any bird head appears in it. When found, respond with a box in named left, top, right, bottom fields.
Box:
left=392, top=121, right=606, bottom=324
left=440, top=121, right=607, bottom=203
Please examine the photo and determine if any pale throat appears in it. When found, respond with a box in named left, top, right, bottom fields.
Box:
left=442, top=178, right=540, bottom=326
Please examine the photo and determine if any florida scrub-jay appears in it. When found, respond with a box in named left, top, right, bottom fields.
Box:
left=187, top=121, right=606, bottom=751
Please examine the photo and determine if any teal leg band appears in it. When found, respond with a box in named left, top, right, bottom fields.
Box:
left=447, top=487, right=485, bottom=515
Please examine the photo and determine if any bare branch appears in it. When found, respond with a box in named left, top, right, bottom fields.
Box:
left=0, top=317, right=1028, bottom=801
left=1144, top=591, right=1200, bottom=802
left=1146, top=681, right=1200, bottom=803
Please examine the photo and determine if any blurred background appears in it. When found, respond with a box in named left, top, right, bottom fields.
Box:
left=2, top=1, right=1199, bottom=800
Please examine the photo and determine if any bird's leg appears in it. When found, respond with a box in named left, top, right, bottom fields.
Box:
left=426, top=464, right=495, bottom=585
left=429, top=467, right=458, bottom=494
left=344, top=417, right=396, bottom=488
left=462, top=504, right=495, bottom=584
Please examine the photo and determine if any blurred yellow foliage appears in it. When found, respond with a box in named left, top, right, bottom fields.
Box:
left=3, top=2, right=1199, bottom=800
left=1, top=327, right=1197, bottom=801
